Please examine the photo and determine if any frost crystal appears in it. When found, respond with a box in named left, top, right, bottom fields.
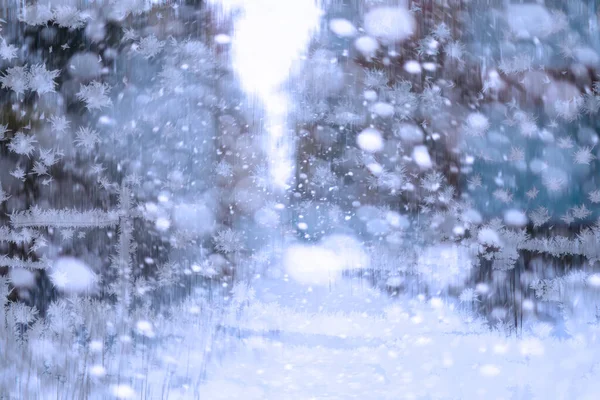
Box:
left=27, top=63, right=60, bottom=95
left=76, top=81, right=112, bottom=110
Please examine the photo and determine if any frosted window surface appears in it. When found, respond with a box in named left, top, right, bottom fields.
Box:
left=1, top=0, right=600, bottom=398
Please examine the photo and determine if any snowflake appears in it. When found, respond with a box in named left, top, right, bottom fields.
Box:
left=9, top=302, right=38, bottom=324
left=561, top=212, right=574, bottom=225
left=0, top=123, right=10, bottom=140
left=60, top=228, right=75, bottom=241
left=416, top=36, right=439, bottom=57
left=8, top=132, right=37, bottom=157
left=431, top=22, right=452, bottom=41
left=571, top=204, right=592, bottom=220
left=48, top=115, right=70, bottom=133
left=420, top=84, right=444, bottom=111
left=438, top=185, right=455, bottom=204
left=0, top=185, right=10, bottom=203
left=77, top=81, right=112, bottom=110
left=19, top=4, right=53, bottom=26
left=90, top=163, right=105, bottom=175
left=423, top=194, right=436, bottom=205
left=508, top=146, right=525, bottom=162
left=0, top=65, right=29, bottom=96
left=31, top=161, right=49, bottom=176
left=421, top=171, right=444, bottom=192
left=542, top=175, right=566, bottom=193
left=557, top=136, right=575, bottom=149
left=136, top=35, right=165, bottom=59
left=312, top=165, right=337, bottom=188
left=74, top=127, right=100, bottom=151
left=459, top=288, right=479, bottom=303
left=582, top=93, right=600, bottom=115
left=588, top=189, right=600, bottom=204
left=529, top=206, right=551, bottom=228
left=10, top=167, right=26, bottom=181
left=467, top=174, right=482, bottom=189
left=518, top=116, right=538, bottom=137
left=214, top=160, right=233, bottom=177
left=53, top=6, right=86, bottom=29
left=388, top=83, right=418, bottom=120
left=378, top=166, right=406, bottom=193
left=214, top=228, right=244, bottom=254
left=122, top=27, right=138, bottom=42
left=573, top=146, right=596, bottom=165
left=554, top=96, right=583, bottom=122
left=464, top=112, right=490, bottom=137
left=493, top=188, right=513, bottom=204
left=39, top=148, right=62, bottom=166
left=27, top=63, right=59, bottom=95
left=444, top=41, right=465, bottom=62
left=525, top=186, right=539, bottom=200
left=0, top=39, right=17, bottom=61
left=363, top=68, right=388, bottom=90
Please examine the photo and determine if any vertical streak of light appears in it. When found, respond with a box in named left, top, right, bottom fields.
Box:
left=209, top=0, right=323, bottom=191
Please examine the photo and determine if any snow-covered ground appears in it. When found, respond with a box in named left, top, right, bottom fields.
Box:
left=192, top=274, right=600, bottom=400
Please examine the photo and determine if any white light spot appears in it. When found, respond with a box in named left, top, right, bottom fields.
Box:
left=214, top=33, right=231, bottom=44
left=480, top=364, right=501, bottom=377
left=404, top=60, right=421, bottom=74
left=329, top=18, right=357, bottom=38
left=357, top=127, right=384, bottom=152
left=412, top=145, right=432, bottom=169
left=355, top=36, right=379, bottom=59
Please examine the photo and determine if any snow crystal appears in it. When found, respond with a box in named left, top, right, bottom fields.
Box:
left=363, top=6, right=415, bottom=44
left=465, top=112, right=490, bottom=136
left=329, top=18, right=357, bottom=38
left=50, top=256, right=97, bottom=294
left=356, top=127, right=384, bottom=152
left=412, top=145, right=432, bottom=169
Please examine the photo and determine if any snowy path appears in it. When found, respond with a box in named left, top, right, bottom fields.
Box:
left=194, top=276, right=600, bottom=400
